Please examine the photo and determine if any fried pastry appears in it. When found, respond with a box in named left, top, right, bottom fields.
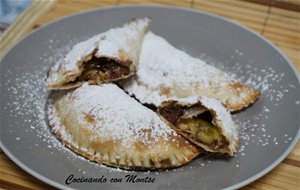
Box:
left=47, top=83, right=200, bottom=170
left=46, top=18, right=150, bottom=90
left=121, top=32, right=260, bottom=111
left=158, top=96, right=239, bottom=156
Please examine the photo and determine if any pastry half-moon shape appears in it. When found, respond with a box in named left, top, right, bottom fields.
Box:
left=46, top=18, right=150, bottom=90
left=121, top=32, right=260, bottom=111
left=47, top=83, right=200, bottom=170
left=158, top=96, right=239, bottom=156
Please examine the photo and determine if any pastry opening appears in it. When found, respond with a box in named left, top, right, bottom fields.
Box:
left=75, top=56, right=130, bottom=84
left=159, top=102, right=229, bottom=151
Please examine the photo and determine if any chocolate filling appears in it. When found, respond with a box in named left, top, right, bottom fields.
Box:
left=159, top=102, right=228, bottom=150
left=159, top=102, right=184, bottom=125
left=77, top=57, right=130, bottom=83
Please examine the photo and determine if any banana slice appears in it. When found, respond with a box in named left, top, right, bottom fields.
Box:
left=179, top=118, right=222, bottom=144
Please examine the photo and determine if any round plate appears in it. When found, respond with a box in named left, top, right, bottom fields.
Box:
left=0, top=5, right=299, bottom=190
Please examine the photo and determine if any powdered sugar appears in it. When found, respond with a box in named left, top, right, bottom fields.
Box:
left=229, top=63, right=286, bottom=103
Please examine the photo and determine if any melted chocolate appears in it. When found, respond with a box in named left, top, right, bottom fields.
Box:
left=159, top=102, right=183, bottom=125
left=79, top=57, right=130, bottom=81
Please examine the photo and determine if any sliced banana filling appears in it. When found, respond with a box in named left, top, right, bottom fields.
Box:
left=159, top=103, right=229, bottom=152
left=77, top=57, right=130, bottom=84
left=178, top=117, right=227, bottom=149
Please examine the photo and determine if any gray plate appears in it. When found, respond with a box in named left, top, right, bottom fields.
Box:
left=0, top=5, right=299, bottom=190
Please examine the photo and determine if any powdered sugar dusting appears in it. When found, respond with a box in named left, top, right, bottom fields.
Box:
left=2, top=29, right=298, bottom=173
left=137, top=32, right=230, bottom=89
left=122, top=32, right=231, bottom=106
left=229, top=63, right=286, bottom=105
left=49, top=83, right=178, bottom=149
left=2, top=41, right=112, bottom=167
left=197, top=52, right=293, bottom=106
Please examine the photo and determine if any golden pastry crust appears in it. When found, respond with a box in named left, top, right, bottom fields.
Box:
left=48, top=83, right=200, bottom=170
left=206, top=81, right=261, bottom=111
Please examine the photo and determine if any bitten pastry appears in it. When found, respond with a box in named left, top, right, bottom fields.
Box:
left=121, top=32, right=260, bottom=111
left=46, top=18, right=150, bottom=90
left=158, top=96, right=239, bottom=156
left=47, top=83, right=200, bottom=170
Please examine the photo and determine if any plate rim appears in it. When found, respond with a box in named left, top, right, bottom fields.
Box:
left=0, top=4, right=299, bottom=190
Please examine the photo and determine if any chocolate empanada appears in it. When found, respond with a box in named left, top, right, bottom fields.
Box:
left=46, top=18, right=150, bottom=90
left=121, top=32, right=260, bottom=111
left=48, top=83, right=200, bottom=169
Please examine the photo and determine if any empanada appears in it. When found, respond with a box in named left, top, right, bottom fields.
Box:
left=47, top=83, right=200, bottom=169
left=46, top=18, right=150, bottom=90
left=158, top=96, right=239, bottom=156
left=121, top=32, right=260, bottom=111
